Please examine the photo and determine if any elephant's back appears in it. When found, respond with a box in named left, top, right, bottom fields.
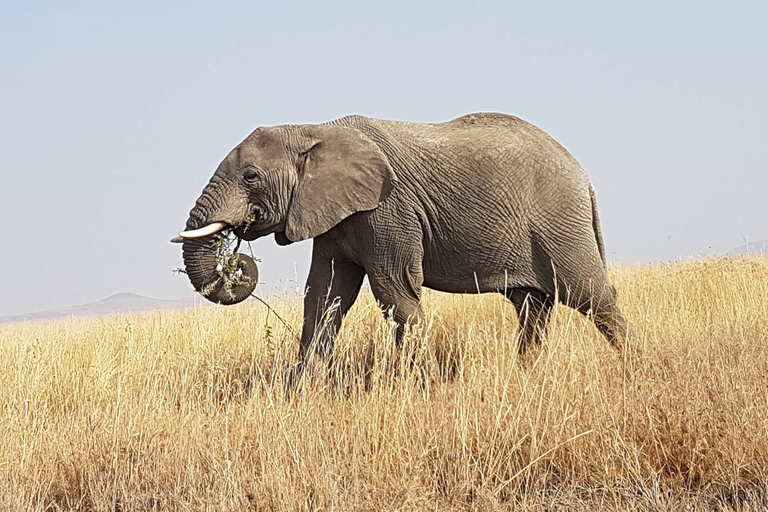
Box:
left=341, top=114, right=600, bottom=292
left=447, top=112, right=527, bottom=129
left=366, top=113, right=583, bottom=175
left=449, top=113, right=583, bottom=169
left=350, top=114, right=593, bottom=226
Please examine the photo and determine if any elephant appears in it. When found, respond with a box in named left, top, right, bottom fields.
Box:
left=172, top=113, right=628, bottom=363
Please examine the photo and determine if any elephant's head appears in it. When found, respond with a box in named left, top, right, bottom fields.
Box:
left=173, top=123, right=396, bottom=305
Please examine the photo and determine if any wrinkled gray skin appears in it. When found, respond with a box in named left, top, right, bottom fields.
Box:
left=179, top=113, right=628, bottom=362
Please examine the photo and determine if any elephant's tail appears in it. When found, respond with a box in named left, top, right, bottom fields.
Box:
left=589, top=184, right=607, bottom=267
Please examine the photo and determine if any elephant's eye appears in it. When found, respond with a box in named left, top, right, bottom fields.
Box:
left=243, top=167, right=260, bottom=184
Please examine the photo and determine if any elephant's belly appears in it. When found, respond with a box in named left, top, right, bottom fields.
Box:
left=421, top=245, right=532, bottom=294
left=422, top=272, right=526, bottom=294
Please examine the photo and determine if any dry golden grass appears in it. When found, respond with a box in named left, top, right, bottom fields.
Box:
left=1, top=257, right=767, bottom=511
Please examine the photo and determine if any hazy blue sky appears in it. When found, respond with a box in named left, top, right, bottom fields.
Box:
left=1, top=1, right=766, bottom=316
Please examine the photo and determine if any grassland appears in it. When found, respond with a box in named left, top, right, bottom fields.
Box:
left=1, top=257, right=767, bottom=511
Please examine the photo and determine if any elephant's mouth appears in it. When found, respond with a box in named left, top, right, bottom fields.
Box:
left=233, top=207, right=281, bottom=241
left=173, top=205, right=270, bottom=243
left=233, top=222, right=266, bottom=241
left=181, top=229, right=259, bottom=306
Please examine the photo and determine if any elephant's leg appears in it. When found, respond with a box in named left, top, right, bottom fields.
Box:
left=532, top=234, right=629, bottom=352
left=554, top=268, right=628, bottom=351
left=299, top=257, right=366, bottom=363
left=574, top=285, right=628, bottom=351
left=506, top=287, right=554, bottom=355
left=368, top=265, right=424, bottom=348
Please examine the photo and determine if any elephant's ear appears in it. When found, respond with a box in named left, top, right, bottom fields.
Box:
left=285, top=125, right=397, bottom=242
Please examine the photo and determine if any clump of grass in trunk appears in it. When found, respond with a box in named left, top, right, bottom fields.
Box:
left=200, top=230, right=258, bottom=302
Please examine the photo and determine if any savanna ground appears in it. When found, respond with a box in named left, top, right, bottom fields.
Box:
left=1, top=257, right=767, bottom=511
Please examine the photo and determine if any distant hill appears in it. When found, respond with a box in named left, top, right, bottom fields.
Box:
left=727, top=239, right=768, bottom=257
left=0, top=293, right=207, bottom=325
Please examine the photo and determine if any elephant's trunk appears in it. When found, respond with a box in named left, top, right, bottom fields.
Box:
left=182, top=238, right=258, bottom=305
left=180, top=182, right=258, bottom=305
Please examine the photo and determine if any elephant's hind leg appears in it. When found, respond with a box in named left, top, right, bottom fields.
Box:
left=506, top=287, right=554, bottom=355
left=537, top=237, right=629, bottom=352
left=567, top=280, right=629, bottom=351
left=580, top=291, right=628, bottom=351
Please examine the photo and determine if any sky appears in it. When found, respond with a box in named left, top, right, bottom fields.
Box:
left=1, top=1, right=766, bottom=316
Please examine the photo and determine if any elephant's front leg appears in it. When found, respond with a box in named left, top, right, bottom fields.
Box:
left=299, top=255, right=366, bottom=363
left=368, top=260, right=424, bottom=347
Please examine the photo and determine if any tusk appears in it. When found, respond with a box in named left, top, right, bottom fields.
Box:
left=177, top=222, right=226, bottom=239
left=170, top=236, right=184, bottom=243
